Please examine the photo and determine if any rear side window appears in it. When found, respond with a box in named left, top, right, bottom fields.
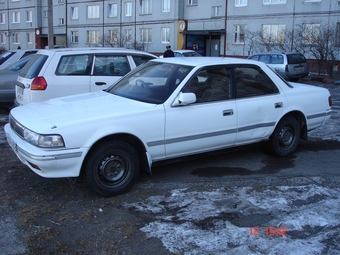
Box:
left=287, top=54, right=306, bottom=64
left=93, top=55, right=130, bottom=76
left=19, top=54, right=48, bottom=79
left=56, top=54, right=92, bottom=75
left=270, top=54, right=284, bottom=64
left=0, top=51, right=15, bottom=65
left=131, top=54, right=155, bottom=66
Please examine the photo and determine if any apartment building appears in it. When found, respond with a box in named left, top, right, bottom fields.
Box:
left=0, top=0, right=339, bottom=58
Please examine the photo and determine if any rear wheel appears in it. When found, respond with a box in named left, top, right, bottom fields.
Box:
left=84, top=140, right=140, bottom=196
left=267, top=116, right=300, bottom=157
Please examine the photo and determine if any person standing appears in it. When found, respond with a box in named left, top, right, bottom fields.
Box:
left=163, top=45, right=174, bottom=58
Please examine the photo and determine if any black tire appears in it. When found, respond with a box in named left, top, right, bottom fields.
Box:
left=267, top=116, right=300, bottom=157
left=84, top=140, right=140, bottom=196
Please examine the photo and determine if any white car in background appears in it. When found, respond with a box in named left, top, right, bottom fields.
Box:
left=0, top=49, right=37, bottom=70
left=14, top=48, right=157, bottom=106
left=5, top=57, right=332, bottom=196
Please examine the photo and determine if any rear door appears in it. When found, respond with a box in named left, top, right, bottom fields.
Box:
left=90, top=54, right=131, bottom=91
left=232, top=64, right=287, bottom=145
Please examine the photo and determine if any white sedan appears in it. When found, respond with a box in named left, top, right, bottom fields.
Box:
left=5, top=57, right=332, bottom=196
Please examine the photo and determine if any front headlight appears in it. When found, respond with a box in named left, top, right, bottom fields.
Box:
left=23, top=128, right=65, bottom=148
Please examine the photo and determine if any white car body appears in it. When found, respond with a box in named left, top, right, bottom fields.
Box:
left=5, top=57, right=332, bottom=196
left=14, top=48, right=157, bottom=106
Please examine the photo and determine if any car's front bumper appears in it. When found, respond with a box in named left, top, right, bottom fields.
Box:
left=4, top=123, right=86, bottom=178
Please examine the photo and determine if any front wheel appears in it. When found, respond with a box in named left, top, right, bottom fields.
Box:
left=84, top=140, right=140, bottom=196
left=267, top=116, right=300, bottom=157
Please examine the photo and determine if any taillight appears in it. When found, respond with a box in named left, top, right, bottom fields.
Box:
left=31, top=76, right=47, bottom=90
left=329, top=96, right=332, bottom=107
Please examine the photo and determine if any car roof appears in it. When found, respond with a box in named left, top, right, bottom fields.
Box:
left=173, top=50, right=198, bottom=53
left=35, top=47, right=157, bottom=57
left=151, top=56, right=263, bottom=67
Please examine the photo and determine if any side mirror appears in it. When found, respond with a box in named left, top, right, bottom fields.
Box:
left=173, top=92, right=196, bottom=106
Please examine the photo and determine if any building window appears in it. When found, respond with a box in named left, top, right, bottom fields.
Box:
left=87, top=5, right=99, bottom=19
left=71, top=31, right=79, bottom=43
left=12, top=11, right=20, bottom=23
left=108, top=3, right=118, bottom=17
left=140, top=28, right=152, bottom=43
left=262, top=24, right=286, bottom=43
left=188, top=0, right=198, bottom=5
left=0, top=13, right=5, bottom=24
left=263, top=0, right=286, bottom=4
left=0, top=33, right=6, bottom=44
left=13, top=32, right=20, bottom=43
left=125, top=29, right=132, bottom=42
left=304, top=0, right=321, bottom=2
left=234, top=25, right=245, bottom=43
left=43, top=10, right=48, bottom=18
left=141, top=0, right=152, bottom=14
left=212, top=6, right=222, bottom=17
left=59, top=18, right=64, bottom=25
left=235, top=0, right=247, bottom=6
left=26, top=10, right=32, bottom=22
left=125, top=2, right=132, bottom=16
left=161, top=27, right=170, bottom=43
left=303, top=23, right=320, bottom=44
left=162, top=0, right=170, bottom=12
left=108, top=30, right=117, bottom=43
left=71, top=7, right=78, bottom=20
left=27, top=32, right=33, bottom=44
left=87, top=30, right=99, bottom=44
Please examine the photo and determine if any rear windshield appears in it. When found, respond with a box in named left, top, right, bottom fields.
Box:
left=287, top=54, right=307, bottom=64
left=0, top=51, right=15, bottom=65
left=19, top=54, right=48, bottom=79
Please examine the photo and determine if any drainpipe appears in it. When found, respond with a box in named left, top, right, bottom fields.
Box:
left=224, top=0, right=228, bottom=56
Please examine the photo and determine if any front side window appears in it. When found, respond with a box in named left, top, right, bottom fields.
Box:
left=56, top=54, right=91, bottom=76
left=125, top=2, right=132, bottom=16
left=93, top=55, right=130, bottom=76
left=140, top=28, right=152, bottom=43
left=161, top=27, right=170, bottom=43
left=234, top=25, right=245, bottom=43
left=235, top=0, right=247, bottom=6
left=212, top=6, right=222, bottom=17
left=162, top=0, right=170, bottom=12
left=12, top=11, right=20, bottom=23
left=188, top=0, right=198, bottom=5
left=87, top=30, right=100, bottom=44
left=263, top=0, right=286, bottom=4
left=71, top=7, right=78, bottom=20
left=262, top=24, right=286, bottom=43
left=141, top=0, right=152, bottom=14
left=303, top=23, right=320, bottom=44
left=109, top=3, right=118, bottom=17
left=87, top=5, right=100, bottom=19
left=26, top=10, right=32, bottom=22
left=71, top=31, right=79, bottom=43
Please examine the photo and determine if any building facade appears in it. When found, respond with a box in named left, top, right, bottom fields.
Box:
left=0, top=0, right=339, bottom=59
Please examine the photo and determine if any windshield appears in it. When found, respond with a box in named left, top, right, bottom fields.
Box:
left=106, top=61, right=193, bottom=104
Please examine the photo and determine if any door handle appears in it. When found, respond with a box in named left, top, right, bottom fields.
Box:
left=223, top=109, right=234, bottom=116
left=275, top=102, right=283, bottom=108
left=95, top=82, right=106, bottom=86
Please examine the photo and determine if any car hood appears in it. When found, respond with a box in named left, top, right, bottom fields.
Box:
left=10, top=91, right=157, bottom=132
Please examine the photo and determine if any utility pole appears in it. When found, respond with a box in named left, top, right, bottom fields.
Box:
left=47, top=0, right=54, bottom=49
